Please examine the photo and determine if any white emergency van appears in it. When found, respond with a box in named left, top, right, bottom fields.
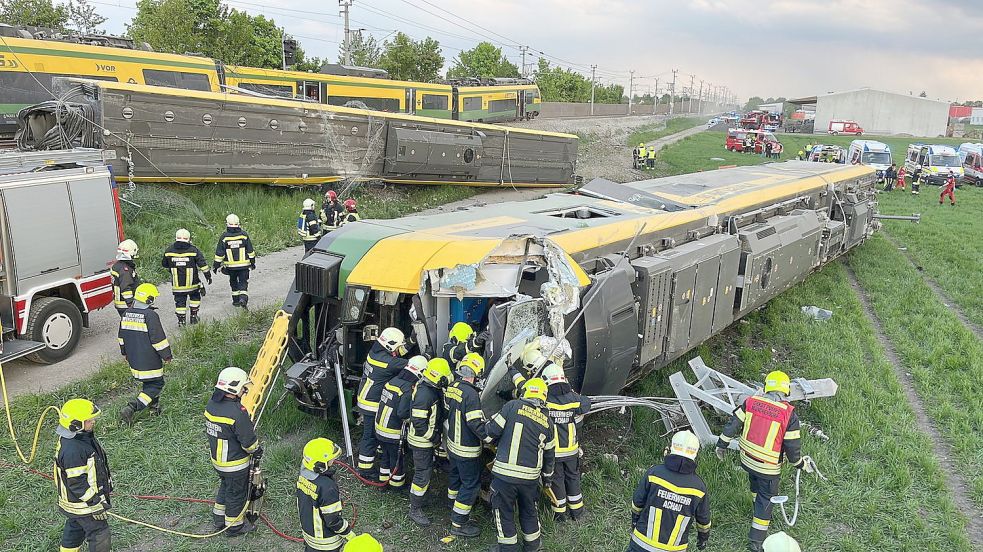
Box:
left=957, top=143, right=983, bottom=186
left=904, top=144, right=963, bottom=186
left=847, top=140, right=892, bottom=179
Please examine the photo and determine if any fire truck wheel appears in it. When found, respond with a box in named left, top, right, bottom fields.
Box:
left=25, top=297, right=84, bottom=364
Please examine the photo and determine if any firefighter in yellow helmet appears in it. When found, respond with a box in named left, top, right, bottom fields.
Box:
left=55, top=399, right=112, bottom=552
left=297, top=437, right=354, bottom=551
left=405, top=358, right=452, bottom=527
left=343, top=533, right=383, bottom=551
left=636, top=142, right=647, bottom=169
left=629, top=430, right=711, bottom=551
left=486, top=378, right=556, bottom=552
left=442, top=322, right=474, bottom=368
left=716, top=371, right=805, bottom=552
left=763, top=532, right=801, bottom=552
left=118, top=283, right=171, bottom=426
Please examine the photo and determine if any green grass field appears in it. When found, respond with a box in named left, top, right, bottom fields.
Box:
left=627, top=116, right=705, bottom=147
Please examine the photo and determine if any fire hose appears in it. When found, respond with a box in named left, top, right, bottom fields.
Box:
left=771, top=456, right=827, bottom=527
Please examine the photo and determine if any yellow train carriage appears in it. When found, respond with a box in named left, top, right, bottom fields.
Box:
left=0, top=35, right=221, bottom=136
left=455, top=84, right=540, bottom=122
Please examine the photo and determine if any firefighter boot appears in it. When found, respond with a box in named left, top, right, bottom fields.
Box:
left=408, top=496, right=431, bottom=527
left=226, top=520, right=256, bottom=538
left=119, top=405, right=135, bottom=426
left=748, top=541, right=765, bottom=552
left=240, top=295, right=249, bottom=311
left=149, top=399, right=162, bottom=417
left=177, top=313, right=186, bottom=327
left=189, top=308, right=200, bottom=325
left=450, top=521, right=480, bottom=538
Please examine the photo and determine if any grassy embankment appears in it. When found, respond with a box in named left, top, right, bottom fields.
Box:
left=626, top=116, right=706, bottom=148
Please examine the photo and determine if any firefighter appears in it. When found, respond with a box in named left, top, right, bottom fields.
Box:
left=911, top=167, right=922, bottom=195
left=213, top=214, right=256, bottom=309
left=205, top=366, right=262, bottom=537
left=646, top=146, right=656, bottom=168
left=763, top=532, right=801, bottom=552
left=444, top=352, right=492, bottom=538
left=499, top=339, right=546, bottom=401
left=296, top=437, right=355, bottom=551
left=486, top=378, right=556, bottom=552
left=940, top=170, right=957, bottom=206
left=118, top=283, right=171, bottom=426
left=162, top=228, right=211, bottom=326
left=796, top=149, right=804, bottom=160
left=111, top=239, right=140, bottom=317
left=374, top=355, right=427, bottom=489
left=321, top=190, right=345, bottom=231
left=403, top=357, right=452, bottom=527
left=716, top=371, right=805, bottom=552
left=635, top=143, right=646, bottom=169
left=442, top=322, right=489, bottom=369
left=298, top=198, right=323, bottom=252
left=55, top=398, right=112, bottom=552
left=541, top=360, right=591, bottom=521
left=629, top=430, right=711, bottom=552
left=341, top=199, right=361, bottom=225
left=355, top=327, right=409, bottom=478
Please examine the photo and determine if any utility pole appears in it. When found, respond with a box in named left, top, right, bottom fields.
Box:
left=688, top=74, right=695, bottom=113
left=339, top=0, right=353, bottom=66
left=652, top=78, right=660, bottom=115
left=669, top=69, right=678, bottom=117
left=590, top=64, right=597, bottom=116
left=519, top=46, right=529, bottom=77
left=698, top=80, right=704, bottom=115
left=627, top=70, right=634, bottom=116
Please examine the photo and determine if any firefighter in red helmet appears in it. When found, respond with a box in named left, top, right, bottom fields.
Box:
left=341, top=199, right=361, bottom=225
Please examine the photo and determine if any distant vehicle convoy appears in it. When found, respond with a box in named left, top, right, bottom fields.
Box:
left=828, top=119, right=864, bottom=135
left=905, top=144, right=963, bottom=185
left=725, top=128, right=780, bottom=154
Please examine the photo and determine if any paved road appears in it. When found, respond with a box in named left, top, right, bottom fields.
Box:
left=1, top=188, right=548, bottom=400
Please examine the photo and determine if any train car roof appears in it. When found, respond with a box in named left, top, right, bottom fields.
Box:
left=341, top=162, right=872, bottom=293
left=225, top=64, right=454, bottom=92
left=0, top=35, right=217, bottom=67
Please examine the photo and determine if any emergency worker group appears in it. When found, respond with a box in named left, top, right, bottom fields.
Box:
left=59, top=189, right=807, bottom=552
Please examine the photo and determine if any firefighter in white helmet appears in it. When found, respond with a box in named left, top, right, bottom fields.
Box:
left=763, top=532, right=801, bottom=552
left=373, top=355, right=427, bottom=489
left=205, top=367, right=262, bottom=536
left=354, top=327, right=409, bottom=479
left=111, top=239, right=141, bottom=317
left=298, top=198, right=322, bottom=253
left=213, top=214, right=256, bottom=309
left=629, top=430, right=712, bottom=551
left=162, top=228, right=211, bottom=326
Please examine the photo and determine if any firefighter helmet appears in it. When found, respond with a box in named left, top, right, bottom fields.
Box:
left=423, top=358, right=452, bottom=387
left=59, top=399, right=101, bottom=432
left=116, top=239, right=139, bottom=260
left=457, top=352, right=485, bottom=379
left=522, top=348, right=546, bottom=372
left=764, top=370, right=791, bottom=396
left=175, top=228, right=191, bottom=242
left=215, top=366, right=251, bottom=395
left=763, top=532, right=801, bottom=552
left=639, top=142, right=645, bottom=147
left=226, top=213, right=240, bottom=227
left=303, top=198, right=316, bottom=210
left=343, top=533, right=383, bottom=552
left=522, top=378, right=547, bottom=403
left=669, top=430, right=700, bottom=461
left=302, top=437, right=341, bottom=473
left=133, top=283, right=159, bottom=305
left=542, top=362, right=566, bottom=384
left=449, top=322, right=473, bottom=344
left=407, top=355, right=428, bottom=378
left=326, top=190, right=338, bottom=201
left=344, top=199, right=357, bottom=212
left=378, top=327, right=405, bottom=354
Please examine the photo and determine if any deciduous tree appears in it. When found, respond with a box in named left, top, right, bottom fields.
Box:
left=447, top=41, right=519, bottom=79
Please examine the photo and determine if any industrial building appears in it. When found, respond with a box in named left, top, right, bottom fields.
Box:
left=788, top=88, right=949, bottom=137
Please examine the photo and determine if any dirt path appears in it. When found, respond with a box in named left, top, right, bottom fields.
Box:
left=845, top=265, right=983, bottom=545
left=881, top=232, right=983, bottom=340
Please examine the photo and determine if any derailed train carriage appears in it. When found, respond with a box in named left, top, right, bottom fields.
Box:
left=274, top=161, right=879, bottom=420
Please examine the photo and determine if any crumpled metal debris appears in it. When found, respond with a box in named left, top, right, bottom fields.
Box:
left=801, top=305, right=833, bottom=321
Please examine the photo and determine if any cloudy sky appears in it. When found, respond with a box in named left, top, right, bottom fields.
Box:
left=92, top=0, right=982, bottom=102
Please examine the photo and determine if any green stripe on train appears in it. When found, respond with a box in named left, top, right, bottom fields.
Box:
left=226, top=70, right=450, bottom=93
left=458, top=108, right=517, bottom=122
left=0, top=44, right=217, bottom=71
left=0, top=103, right=33, bottom=115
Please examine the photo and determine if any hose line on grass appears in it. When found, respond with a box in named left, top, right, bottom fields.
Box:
left=0, top=361, right=62, bottom=465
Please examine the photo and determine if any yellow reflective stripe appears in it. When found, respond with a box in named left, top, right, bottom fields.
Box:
left=465, top=410, right=484, bottom=421
left=214, top=255, right=224, bottom=262
left=367, top=356, right=388, bottom=368
left=667, top=513, right=687, bottom=546
left=508, top=422, right=523, bottom=465
left=120, top=321, right=147, bottom=331
left=784, top=430, right=801, bottom=440
left=491, top=413, right=506, bottom=427
left=734, top=408, right=747, bottom=422
left=491, top=461, right=541, bottom=480
left=631, top=529, right=686, bottom=551
left=131, top=368, right=164, bottom=379
left=695, top=521, right=711, bottom=530
left=320, top=501, right=343, bottom=514
left=412, top=409, right=429, bottom=418
left=718, top=434, right=733, bottom=443
left=752, top=517, right=770, bottom=529
left=631, top=504, right=643, bottom=514
left=204, top=411, right=236, bottom=425
left=152, top=339, right=170, bottom=351
left=546, top=401, right=582, bottom=411
left=647, top=475, right=706, bottom=498
left=739, top=452, right=781, bottom=475
left=64, top=464, right=89, bottom=478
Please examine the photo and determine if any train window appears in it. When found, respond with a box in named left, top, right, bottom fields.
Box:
left=537, top=206, right=618, bottom=219
left=236, top=82, right=293, bottom=98
left=0, top=73, right=117, bottom=105
left=327, top=96, right=400, bottom=112
left=462, top=97, right=482, bottom=111
left=421, top=94, right=449, bottom=111
left=488, top=99, right=515, bottom=113
left=142, top=69, right=211, bottom=91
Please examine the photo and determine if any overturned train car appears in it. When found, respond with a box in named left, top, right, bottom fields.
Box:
left=279, top=161, right=878, bottom=417
left=17, top=78, right=577, bottom=187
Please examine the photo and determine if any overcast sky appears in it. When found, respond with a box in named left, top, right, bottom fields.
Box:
left=92, top=0, right=982, bottom=102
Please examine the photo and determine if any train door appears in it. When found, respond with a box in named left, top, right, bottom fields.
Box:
left=517, top=90, right=525, bottom=120
left=405, top=88, right=416, bottom=115
left=451, top=88, right=460, bottom=120
left=300, top=81, right=321, bottom=102
left=579, top=261, right=638, bottom=395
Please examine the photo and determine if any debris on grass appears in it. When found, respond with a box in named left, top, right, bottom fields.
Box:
left=801, top=305, right=833, bottom=321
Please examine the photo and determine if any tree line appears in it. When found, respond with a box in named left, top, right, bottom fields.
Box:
left=0, top=0, right=626, bottom=103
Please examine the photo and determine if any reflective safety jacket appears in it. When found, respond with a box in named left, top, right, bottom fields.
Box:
left=404, top=380, right=443, bottom=449
left=118, top=306, right=172, bottom=378
left=487, top=398, right=556, bottom=483
left=545, top=380, right=591, bottom=458
left=717, top=393, right=802, bottom=476
left=374, top=370, right=418, bottom=443
left=297, top=209, right=322, bottom=243
left=444, top=379, right=490, bottom=459
left=214, top=227, right=256, bottom=270
left=320, top=201, right=345, bottom=229
left=110, top=259, right=139, bottom=310
left=648, top=148, right=657, bottom=160
left=630, top=455, right=711, bottom=552
left=340, top=212, right=360, bottom=225
left=296, top=467, right=352, bottom=551
left=204, top=393, right=260, bottom=473
left=54, top=426, right=113, bottom=518
left=638, top=146, right=647, bottom=158
left=162, top=241, right=209, bottom=292
left=355, top=343, right=408, bottom=416
left=441, top=338, right=471, bottom=369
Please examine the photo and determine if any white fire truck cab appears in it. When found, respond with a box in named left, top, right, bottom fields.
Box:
left=0, top=149, right=122, bottom=363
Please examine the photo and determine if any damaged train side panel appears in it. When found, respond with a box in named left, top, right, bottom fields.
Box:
left=280, top=161, right=878, bottom=418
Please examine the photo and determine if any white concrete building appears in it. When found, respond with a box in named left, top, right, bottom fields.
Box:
left=971, top=107, right=983, bottom=126
left=789, top=88, right=949, bottom=137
